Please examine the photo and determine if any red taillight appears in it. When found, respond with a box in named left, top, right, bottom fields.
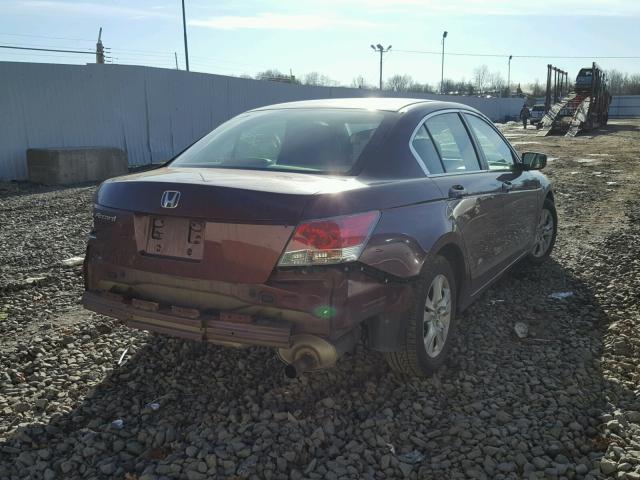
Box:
left=278, top=211, right=379, bottom=266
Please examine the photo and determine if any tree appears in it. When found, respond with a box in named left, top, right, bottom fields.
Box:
left=528, top=80, right=544, bottom=97
left=473, top=65, right=490, bottom=94
left=385, top=74, right=413, bottom=92
left=303, top=72, right=337, bottom=87
left=607, top=69, right=626, bottom=95
left=440, top=78, right=457, bottom=94
left=489, top=72, right=506, bottom=94
left=408, top=81, right=435, bottom=93
left=626, top=74, right=640, bottom=95
left=351, top=75, right=371, bottom=89
left=255, top=69, right=300, bottom=84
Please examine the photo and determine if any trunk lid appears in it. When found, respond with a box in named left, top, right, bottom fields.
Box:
left=93, top=167, right=367, bottom=284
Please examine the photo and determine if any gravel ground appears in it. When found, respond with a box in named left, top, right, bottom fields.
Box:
left=1, top=119, right=639, bottom=480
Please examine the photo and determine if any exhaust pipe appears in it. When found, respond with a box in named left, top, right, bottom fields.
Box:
left=278, top=330, right=358, bottom=378
left=283, top=354, right=316, bottom=379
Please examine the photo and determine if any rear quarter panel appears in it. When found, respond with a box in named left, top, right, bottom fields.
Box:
left=303, top=177, right=464, bottom=280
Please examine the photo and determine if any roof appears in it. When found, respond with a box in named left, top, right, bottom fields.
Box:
left=250, top=97, right=437, bottom=113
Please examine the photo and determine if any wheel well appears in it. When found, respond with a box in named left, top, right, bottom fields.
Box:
left=436, top=243, right=465, bottom=300
left=546, top=190, right=555, bottom=204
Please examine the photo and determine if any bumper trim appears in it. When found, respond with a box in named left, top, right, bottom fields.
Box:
left=82, top=291, right=292, bottom=348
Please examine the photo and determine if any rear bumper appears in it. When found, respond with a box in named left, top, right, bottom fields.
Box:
left=83, top=254, right=411, bottom=348
left=83, top=291, right=292, bottom=347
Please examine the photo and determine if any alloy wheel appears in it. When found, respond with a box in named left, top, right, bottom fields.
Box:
left=423, top=274, right=451, bottom=358
left=532, top=208, right=554, bottom=258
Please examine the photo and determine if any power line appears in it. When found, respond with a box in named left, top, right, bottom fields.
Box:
left=394, top=49, right=640, bottom=59
left=0, top=40, right=109, bottom=51
left=0, top=32, right=95, bottom=42
left=0, top=45, right=96, bottom=55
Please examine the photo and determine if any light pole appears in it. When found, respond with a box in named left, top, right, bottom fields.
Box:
left=181, top=0, right=190, bottom=71
left=371, top=44, right=391, bottom=90
left=507, top=55, right=513, bottom=97
left=440, top=31, right=448, bottom=94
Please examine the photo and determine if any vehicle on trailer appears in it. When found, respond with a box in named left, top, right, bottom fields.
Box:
left=575, top=68, right=594, bottom=92
left=538, top=62, right=612, bottom=136
left=83, top=98, right=557, bottom=377
left=530, top=104, right=546, bottom=124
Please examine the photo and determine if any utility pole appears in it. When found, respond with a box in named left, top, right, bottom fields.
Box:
left=507, top=55, right=513, bottom=97
left=181, top=0, right=190, bottom=71
left=174, top=52, right=179, bottom=70
left=96, top=27, right=104, bottom=64
left=440, top=31, right=447, bottom=94
left=370, top=44, right=391, bottom=90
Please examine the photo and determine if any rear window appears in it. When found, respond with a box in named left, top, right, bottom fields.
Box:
left=170, top=109, right=385, bottom=174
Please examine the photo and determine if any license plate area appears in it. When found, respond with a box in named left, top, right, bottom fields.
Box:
left=145, top=216, right=205, bottom=260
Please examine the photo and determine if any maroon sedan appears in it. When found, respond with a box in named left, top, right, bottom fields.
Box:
left=83, top=98, right=556, bottom=377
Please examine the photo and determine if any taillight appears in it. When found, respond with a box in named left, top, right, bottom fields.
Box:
left=278, top=211, right=380, bottom=267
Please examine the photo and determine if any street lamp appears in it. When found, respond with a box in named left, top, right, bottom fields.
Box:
left=440, top=31, right=448, bottom=94
left=507, top=55, right=513, bottom=97
left=371, top=43, right=391, bottom=90
left=181, top=0, right=190, bottom=71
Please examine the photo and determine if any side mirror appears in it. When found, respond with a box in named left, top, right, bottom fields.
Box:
left=521, top=152, right=547, bottom=170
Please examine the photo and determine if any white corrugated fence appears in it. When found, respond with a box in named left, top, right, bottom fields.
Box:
left=1, top=62, right=529, bottom=180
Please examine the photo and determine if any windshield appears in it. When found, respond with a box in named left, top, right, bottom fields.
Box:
left=170, top=108, right=385, bottom=174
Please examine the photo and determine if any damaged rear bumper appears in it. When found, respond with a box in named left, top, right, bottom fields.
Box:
left=83, top=291, right=292, bottom=347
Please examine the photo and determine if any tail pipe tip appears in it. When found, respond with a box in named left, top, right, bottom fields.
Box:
left=284, top=354, right=316, bottom=379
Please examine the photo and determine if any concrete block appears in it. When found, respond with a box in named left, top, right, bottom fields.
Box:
left=27, top=147, right=128, bottom=185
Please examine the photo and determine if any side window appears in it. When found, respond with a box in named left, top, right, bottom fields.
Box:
left=425, top=113, right=481, bottom=173
left=411, top=125, right=444, bottom=174
left=464, top=114, right=515, bottom=171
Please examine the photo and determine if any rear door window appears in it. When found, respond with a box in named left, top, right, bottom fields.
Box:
left=463, top=114, right=515, bottom=171
left=425, top=113, right=481, bottom=173
left=411, top=125, right=444, bottom=174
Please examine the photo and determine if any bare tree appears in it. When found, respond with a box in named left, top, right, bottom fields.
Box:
left=351, top=75, right=371, bottom=89
left=528, top=79, right=545, bottom=97
left=607, top=69, right=626, bottom=95
left=473, top=65, right=490, bottom=94
left=303, top=72, right=337, bottom=87
left=489, top=72, right=506, bottom=94
left=627, top=74, right=640, bottom=95
left=255, top=69, right=299, bottom=84
left=385, top=74, right=413, bottom=92
left=408, top=81, right=435, bottom=93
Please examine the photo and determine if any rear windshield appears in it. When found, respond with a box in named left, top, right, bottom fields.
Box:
left=170, top=108, right=385, bottom=174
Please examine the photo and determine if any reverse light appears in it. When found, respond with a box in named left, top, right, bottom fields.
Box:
left=278, top=211, right=380, bottom=267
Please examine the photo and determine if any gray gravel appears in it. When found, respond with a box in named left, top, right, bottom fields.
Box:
left=1, top=120, right=639, bottom=479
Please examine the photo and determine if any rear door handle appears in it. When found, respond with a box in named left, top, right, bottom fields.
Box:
left=501, top=181, right=513, bottom=192
left=448, top=184, right=468, bottom=199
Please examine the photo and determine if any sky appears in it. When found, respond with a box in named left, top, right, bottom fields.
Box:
left=1, top=0, right=640, bottom=89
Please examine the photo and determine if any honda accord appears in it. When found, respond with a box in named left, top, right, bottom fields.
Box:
left=83, top=98, right=556, bottom=377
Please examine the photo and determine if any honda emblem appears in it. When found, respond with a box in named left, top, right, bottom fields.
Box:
left=161, top=191, right=181, bottom=208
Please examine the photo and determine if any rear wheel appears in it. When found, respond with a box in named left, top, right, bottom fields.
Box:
left=527, top=198, right=557, bottom=264
left=385, top=255, right=457, bottom=377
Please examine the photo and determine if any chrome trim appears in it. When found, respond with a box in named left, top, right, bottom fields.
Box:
left=426, top=170, right=493, bottom=179
left=409, top=108, right=525, bottom=177
left=460, top=110, right=523, bottom=165
left=408, top=108, right=464, bottom=176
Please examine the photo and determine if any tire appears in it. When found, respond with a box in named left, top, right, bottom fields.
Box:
left=384, top=255, right=457, bottom=377
left=527, top=198, right=557, bottom=264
